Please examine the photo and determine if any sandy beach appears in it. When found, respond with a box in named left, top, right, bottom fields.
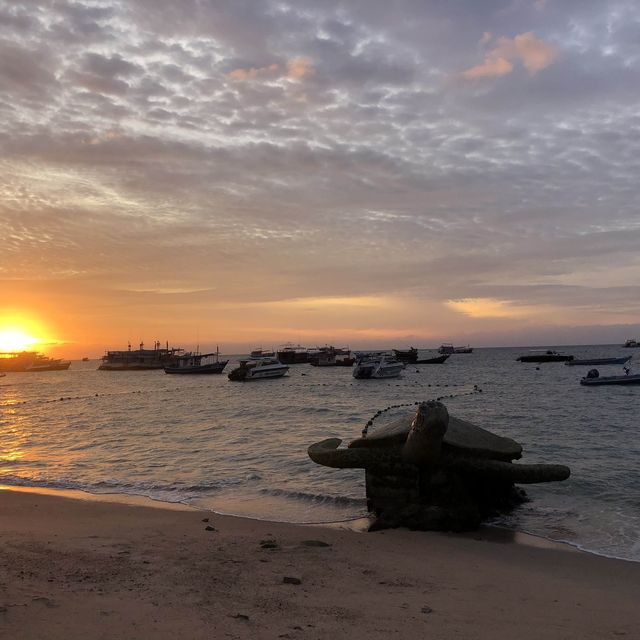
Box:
left=1, top=488, right=638, bottom=639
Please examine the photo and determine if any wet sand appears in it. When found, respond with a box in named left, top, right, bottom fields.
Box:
left=1, top=488, right=638, bottom=639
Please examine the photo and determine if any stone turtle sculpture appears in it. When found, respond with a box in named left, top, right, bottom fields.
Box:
left=308, top=400, right=570, bottom=532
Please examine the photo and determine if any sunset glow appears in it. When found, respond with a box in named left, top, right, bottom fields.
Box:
left=0, top=330, right=40, bottom=353
left=0, top=1, right=639, bottom=354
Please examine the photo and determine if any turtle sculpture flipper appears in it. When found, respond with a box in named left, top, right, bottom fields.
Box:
left=307, top=400, right=570, bottom=532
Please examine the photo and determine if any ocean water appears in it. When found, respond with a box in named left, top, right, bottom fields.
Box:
left=1, top=346, right=638, bottom=562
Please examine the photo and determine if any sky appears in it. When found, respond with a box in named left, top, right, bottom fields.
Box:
left=1, top=0, right=639, bottom=356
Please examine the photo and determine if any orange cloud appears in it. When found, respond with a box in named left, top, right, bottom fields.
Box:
left=228, top=63, right=279, bottom=81
left=287, top=57, right=314, bottom=80
left=461, top=32, right=557, bottom=79
left=228, top=58, right=315, bottom=83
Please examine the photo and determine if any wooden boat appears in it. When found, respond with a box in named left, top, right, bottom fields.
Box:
left=393, top=347, right=418, bottom=363
left=580, top=370, right=640, bottom=386
left=308, top=346, right=354, bottom=367
left=227, top=358, right=289, bottom=381
left=565, top=356, right=631, bottom=366
left=276, top=344, right=309, bottom=364
left=516, top=350, right=574, bottom=363
left=164, top=348, right=228, bottom=374
left=99, top=341, right=184, bottom=371
left=453, top=345, right=473, bottom=353
left=415, top=354, right=450, bottom=364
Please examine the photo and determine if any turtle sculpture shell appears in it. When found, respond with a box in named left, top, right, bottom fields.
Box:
left=348, top=411, right=522, bottom=462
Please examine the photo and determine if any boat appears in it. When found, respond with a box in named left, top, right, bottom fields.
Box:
left=580, top=368, right=640, bottom=386
left=163, top=348, right=228, bottom=374
left=0, top=351, right=71, bottom=372
left=227, top=358, right=289, bottom=381
left=453, top=345, right=473, bottom=354
left=438, top=343, right=455, bottom=354
left=438, top=343, right=473, bottom=354
left=565, top=356, right=631, bottom=367
left=415, top=354, right=450, bottom=364
left=248, top=348, right=276, bottom=360
left=393, top=347, right=418, bottom=363
left=308, top=346, right=355, bottom=367
left=623, top=339, right=639, bottom=348
left=276, top=344, right=309, bottom=364
left=516, top=350, right=574, bottom=363
left=82, top=357, right=89, bottom=361
left=99, top=341, right=184, bottom=371
left=352, top=353, right=404, bottom=379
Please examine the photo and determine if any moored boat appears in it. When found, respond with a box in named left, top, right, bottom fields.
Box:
left=516, top=350, right=574, bottom=363
left=453, top=345, right=473, bottom=354
left=276, top=344, right=309, bottom=364
left=163, top=348, right=228, bottom=374
left=0, top=351, right=71, bottom=372
left=565, top=356, right=631, bottom=366
left=623, top=339, right=639, bottom=348
left=227, top=358, right=289, bottom=381
left=352, top=353, right=404, bottom=379
left=99, top=341, right=184, bottom=371
left=393, top=347, right=418, bottom=363
left=438, top=343, right=473, bottom=354
left=580, top=368, right=640, bottom=386
left=248, top=348, right=276, bottom=360
left=308, top=346, right=355, bottom=367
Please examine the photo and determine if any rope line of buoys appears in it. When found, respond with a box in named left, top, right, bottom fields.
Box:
left=361, top=384, right=483, bottom=436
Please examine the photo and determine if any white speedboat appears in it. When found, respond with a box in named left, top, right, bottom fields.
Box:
left=228, top=358, right=289, bottom=381
left=352, top=353, right=404, bottom=379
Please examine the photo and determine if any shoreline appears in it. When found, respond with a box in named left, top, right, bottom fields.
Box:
left=0, top=483, right=589, bottom=554
left=2, top=487, right=639, bottom=638
left=1, top=483, right=630, bottom=562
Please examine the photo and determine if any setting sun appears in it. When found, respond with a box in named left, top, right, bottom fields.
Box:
left=0, top=330, right=40, bottom=352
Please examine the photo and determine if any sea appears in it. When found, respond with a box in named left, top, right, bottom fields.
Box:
left=1, top=345, right=638, bottom=563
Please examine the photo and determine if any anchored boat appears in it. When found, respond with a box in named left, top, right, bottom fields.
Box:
left=227, top=358, right=289, bottom=381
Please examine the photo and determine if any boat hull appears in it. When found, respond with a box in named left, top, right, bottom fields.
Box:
left=580, top=375, right=640, bottom=386
left=415, top=355, right=449, bottom=364
left=517, top=354, right=574, bottom=363
left=566, top=356, right=631, bottom=366
left=163, top=362, right=228, bottom=374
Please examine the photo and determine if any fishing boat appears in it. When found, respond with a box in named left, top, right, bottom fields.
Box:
left=623, top=339, right=639, bottom=348
left=437, top=343, right=473, bottom=354
left=580, top=369, right=640, bottom=386
left=308, top=346, right=355, bottom=367
left=163, top=348, right=228, bottom=374
left=276, top=344, right=309, bottom=364
left=565, top=356, right=631, bottom=367
left=227, top=358, right=289, bottom=381
left=453, top=345, right=473, bottom=354
left=99, top=341, right=184, bottom=371
left=516, top=350, right=574, bottom=363
left=0, top=351, right=71, bottom=372
left=248, top=348, right=276, bottom=360
left=393, top=347, right=418, bottom=363
left=352, top=353, right=404, bottom=379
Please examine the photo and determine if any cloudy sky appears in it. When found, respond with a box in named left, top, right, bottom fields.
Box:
left=1, top=0, right=639, bottom=355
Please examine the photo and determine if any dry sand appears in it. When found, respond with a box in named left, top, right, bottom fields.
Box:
left=1, top=487, right=638, bottom=639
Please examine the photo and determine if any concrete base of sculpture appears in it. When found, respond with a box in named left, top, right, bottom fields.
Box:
left=308, top=401, right=570, bottom=532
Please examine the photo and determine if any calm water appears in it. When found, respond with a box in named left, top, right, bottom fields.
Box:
left=1, top=346, right=638, bottom=562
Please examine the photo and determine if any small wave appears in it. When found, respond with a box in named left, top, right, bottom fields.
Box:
left=259, top=487, right=366, bottom=508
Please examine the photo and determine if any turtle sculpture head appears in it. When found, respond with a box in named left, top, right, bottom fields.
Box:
left=402, top=400, right=449, bottom=466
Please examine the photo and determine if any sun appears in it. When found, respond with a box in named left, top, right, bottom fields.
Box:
left=0, top=330, right=41, bottom=352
